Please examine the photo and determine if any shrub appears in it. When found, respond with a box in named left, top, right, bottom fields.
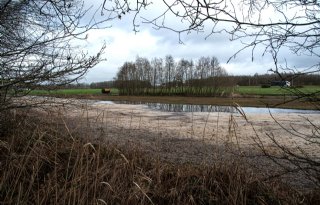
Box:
left=101, top=88, right=111, bottom=94
left=261, top=84, right=271, bottom=88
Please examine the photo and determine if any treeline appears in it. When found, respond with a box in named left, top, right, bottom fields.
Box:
left=64, top=73, right=320, bottom=90
left=56, top=57, right=320, bottom=93
left=89, top=81, right=115, bottom=89
left=232, top=73, right=320, bottom=86
left=114, top=55, right=232, bottom=96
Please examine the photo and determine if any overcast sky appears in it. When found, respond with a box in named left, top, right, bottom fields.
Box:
left=80, top=1, right=319, bottom=83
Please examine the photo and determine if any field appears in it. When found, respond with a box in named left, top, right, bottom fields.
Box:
left=237, top=85, right=320, bottom=95
left=29, top=86, right=320, bottom=110
left=31, top=85, right=320, bottom=96
left=30, top=88, right=119, bottom=95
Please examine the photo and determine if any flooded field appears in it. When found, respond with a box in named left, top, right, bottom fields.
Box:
left=94, top=100, right=320, bottom=114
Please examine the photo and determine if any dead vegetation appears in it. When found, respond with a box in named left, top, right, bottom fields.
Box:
left=1, top=110, right=318, bottom=204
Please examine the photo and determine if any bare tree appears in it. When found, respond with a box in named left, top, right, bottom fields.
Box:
left=151, top=57, right=163, bottom=91
left=210, top=56, right=222, bottom=78
left=135, top=56, right=152, bottom=82
left=195, top=56, right=210, bottom=80
left=0, top=0, right=107, bottom=111
left=164, top=55, right=175, bottom=88
left=176, top=59, right=188, bottom=88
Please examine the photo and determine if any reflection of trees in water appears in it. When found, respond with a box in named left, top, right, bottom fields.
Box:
left=147, top=103, right=236, bottom=113
left=106, top=101, right=319, bottom=114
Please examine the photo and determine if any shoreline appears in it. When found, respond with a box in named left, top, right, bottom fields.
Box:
left=36, top=94, right=319, bottom=110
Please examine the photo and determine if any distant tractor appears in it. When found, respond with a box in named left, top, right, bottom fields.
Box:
left=101, top=88, right=111, bottom=95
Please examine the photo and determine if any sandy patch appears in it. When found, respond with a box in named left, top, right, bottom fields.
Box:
left=26, top=97, right=318, bottom=157
left=20, top=96, right=320, bottom=150
left=90, top=101, right=319, bottom=149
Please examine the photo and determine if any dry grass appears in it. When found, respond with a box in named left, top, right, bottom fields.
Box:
left=0, top=110, right=318, bottom=205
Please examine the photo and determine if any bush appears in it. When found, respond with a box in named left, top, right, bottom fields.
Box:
left=261, top=84, right=271, bottom=88
left=101, top=88, right=111, bottom=94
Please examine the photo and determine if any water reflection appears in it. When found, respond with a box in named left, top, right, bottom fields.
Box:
left=147, top=103, right=237, bottom=113
left=94, top=100, right=320, bottom=114
left=147, top=103, right=320, bottom=114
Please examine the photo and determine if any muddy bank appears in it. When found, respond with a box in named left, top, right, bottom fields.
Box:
left=38, top=94, right=319, bottom=110
left=24, top=96, right=319, bottom=156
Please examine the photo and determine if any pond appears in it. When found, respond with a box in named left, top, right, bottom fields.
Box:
left=94, top=100, right=320, bottom=114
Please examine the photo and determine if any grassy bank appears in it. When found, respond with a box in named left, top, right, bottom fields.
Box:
left=30, top=88, right=119, bottom=96
left=237, top=86, right=320, bottom=95
left=1, top=111, right=317, bottom=204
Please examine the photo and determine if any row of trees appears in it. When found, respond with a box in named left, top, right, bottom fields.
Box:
left=65, top=72, right=320, bottom=91
left=234, top=73, right=320, bottom=86
left=115, top=55, right=231, bottom=96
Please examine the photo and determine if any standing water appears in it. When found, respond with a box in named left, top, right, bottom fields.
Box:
left=94, top=101, right=320, bottom=114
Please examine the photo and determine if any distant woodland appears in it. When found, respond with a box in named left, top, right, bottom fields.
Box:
left=66, top=55, right=320, bottom=96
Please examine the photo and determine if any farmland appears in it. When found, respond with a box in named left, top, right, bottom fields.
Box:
left=236, top=85, right=320, bottom=95
left=29, top=86, right=320, bottom=110
left=31, top=85, right=320, bottom=96
left=30, top=88, right=119, bottom=95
